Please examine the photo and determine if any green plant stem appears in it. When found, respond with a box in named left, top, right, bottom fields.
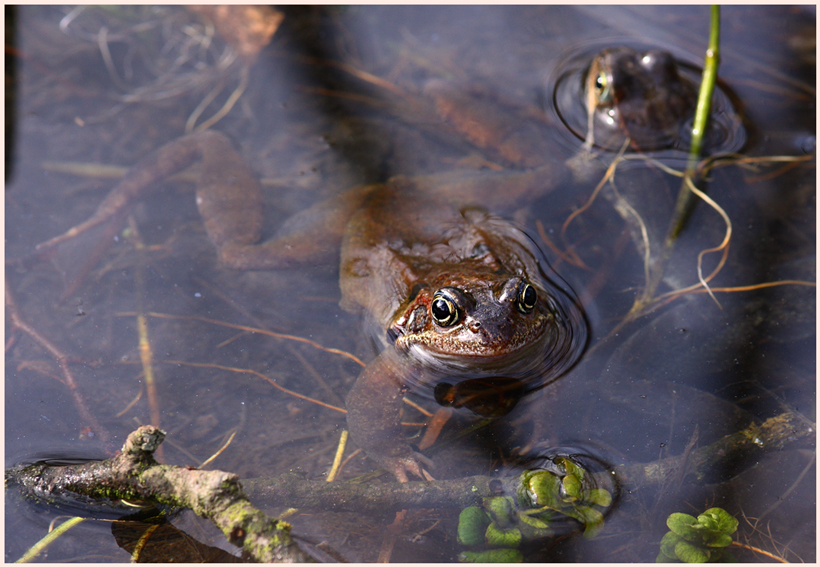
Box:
left=15, top=516, right=85, bottom=563
left=636, top=5, right=721, bottom=311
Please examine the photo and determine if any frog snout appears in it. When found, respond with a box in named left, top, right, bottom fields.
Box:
left=464, top=311, right=515, bottom=346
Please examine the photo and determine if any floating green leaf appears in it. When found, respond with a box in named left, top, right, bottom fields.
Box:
left=457, top=506, right=490, bottom=547
left=674, top=539, right=710, bottom=563
left=658, top=507, right=737, bottom=562
left=586, top=488, right=612, bottom=507
left=667, top=513, right=702, bottom=542
left=522, top=470, right=561, bottom=509
left=483, top=496, right=516, bottom=529
left=562, top=472, right=582, bottom=500
left=517, top=512, right=550, bottom=530
left=705, top=534, right=733, bottom=549
left=517, top=517, right=553, bottom=541
left=698, top=508, right=738, bottom=536
left=556, top=456, right=583, bottom=479
left=576, top=506, right=605, bottom=539
left=484, top=523, right=522, bottom=548
left=459, top=549, right=523, bottom=563
left=659, top=531, right=683, bottom=560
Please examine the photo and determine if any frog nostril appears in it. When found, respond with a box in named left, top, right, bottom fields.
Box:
left=467, top=319, right=481, bottom=333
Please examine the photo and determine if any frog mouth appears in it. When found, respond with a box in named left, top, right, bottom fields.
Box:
left=399, top=305, right=586, bottom=386
left=399, top=323, right=555, bottom=375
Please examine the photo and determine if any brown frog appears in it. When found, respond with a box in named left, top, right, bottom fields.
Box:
left=582, top=46, right=698, bottom=151
left=37, top=99, right=586, bottom=482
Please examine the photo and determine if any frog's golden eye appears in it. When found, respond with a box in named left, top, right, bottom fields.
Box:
left=595, top=71, right=611, bottom=103
left=517, top=283, right=537, bottom=314
left=431, top=293, right=459, bottom=327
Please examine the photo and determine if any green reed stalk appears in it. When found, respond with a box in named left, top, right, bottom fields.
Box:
left=636, top=5, right=721, bottom=310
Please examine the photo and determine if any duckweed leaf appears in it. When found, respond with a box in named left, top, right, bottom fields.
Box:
left=517, top=512, right=550, bottom=530
left=562, top=473, right=582, bottom=500
left=698, top=508, right=738, bottom=536
left=483, top=496, right=516, bottom=528
left=660, top=531, right=683, bottom=559
left=524, top=471, right=561, bottom=508
left=459, top=549, right=523, bottom=563
left=576, top=506, right=605, bottom=539
left=557, top=456, right=584, bottom=479
left=667, top=513, right=702, bottom=542
left=659, top=508, right=737, bottom=562
left=674, top=540, right=709, bottom=563
left=457, top=506, right=490, bottom=547
left=517, top=519, right=553, bottom=541
left=705, top=533, right=733, bottom=549
left=586, top=488, right=612, bottom=507
left=484, top=523, right=522, bottom=548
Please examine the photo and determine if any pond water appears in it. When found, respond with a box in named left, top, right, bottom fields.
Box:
left=5, top=5, right=815, bottom=562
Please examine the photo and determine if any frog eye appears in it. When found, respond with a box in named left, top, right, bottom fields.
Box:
left=431, top=293, right=459, bottom=327
left=595, top=71, right=611, bottom=103
left=517, top=283, right=537, bottom=314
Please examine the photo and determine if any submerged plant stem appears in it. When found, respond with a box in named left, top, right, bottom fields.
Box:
left=15, top=517, right=85, bottom=563
left=636, top=5, right=721, bottom=311
left=126, top=218, right=163, bottom=454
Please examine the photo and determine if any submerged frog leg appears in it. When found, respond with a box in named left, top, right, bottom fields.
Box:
left=37, top=130, right=377, bottom=272
left=215, top=182, right=377, bottom=270
left=36, top=132, right=220, bottom=253
left=345, top=347, right=432, bottom=483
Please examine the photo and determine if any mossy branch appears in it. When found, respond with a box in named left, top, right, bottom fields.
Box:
left=6, top=426, right=314, bottom=563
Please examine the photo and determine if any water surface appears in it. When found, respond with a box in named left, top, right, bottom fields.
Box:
left=5, top=5, right=815, bottom=562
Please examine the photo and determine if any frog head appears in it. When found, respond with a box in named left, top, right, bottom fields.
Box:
left=389, top=270, right=564, bottom=376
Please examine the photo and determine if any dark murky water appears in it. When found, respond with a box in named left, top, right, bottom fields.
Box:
left=5, top=6, right=815, bottom=562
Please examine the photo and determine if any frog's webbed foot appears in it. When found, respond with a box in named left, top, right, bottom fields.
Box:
left=345, top=348, right=437, bottom=483
left=380, top=452, right=435, bottom=483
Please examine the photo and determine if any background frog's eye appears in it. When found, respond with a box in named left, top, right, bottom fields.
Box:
left=595, top=71, right=611, bottom=102
left=517, top=283, right=537, bottom=314
left=431, top=294, right=459, bottom=326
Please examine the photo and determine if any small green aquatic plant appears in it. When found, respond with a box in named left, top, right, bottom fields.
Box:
left=656, top=507, right=738, bottom=563
left=456, top=457, right=613, bottom=562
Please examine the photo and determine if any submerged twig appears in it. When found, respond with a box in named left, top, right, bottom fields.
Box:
left=166, top=359, right=347, bottom=413
left=326, top=430, right=349, bottom=483
left=5, top=285, right=111, bottom=445
left=118, top=311, right=365, bottom=367
left=730, top=541, right=789, bottom=563
left=125, top=218, right=163, bottom=459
